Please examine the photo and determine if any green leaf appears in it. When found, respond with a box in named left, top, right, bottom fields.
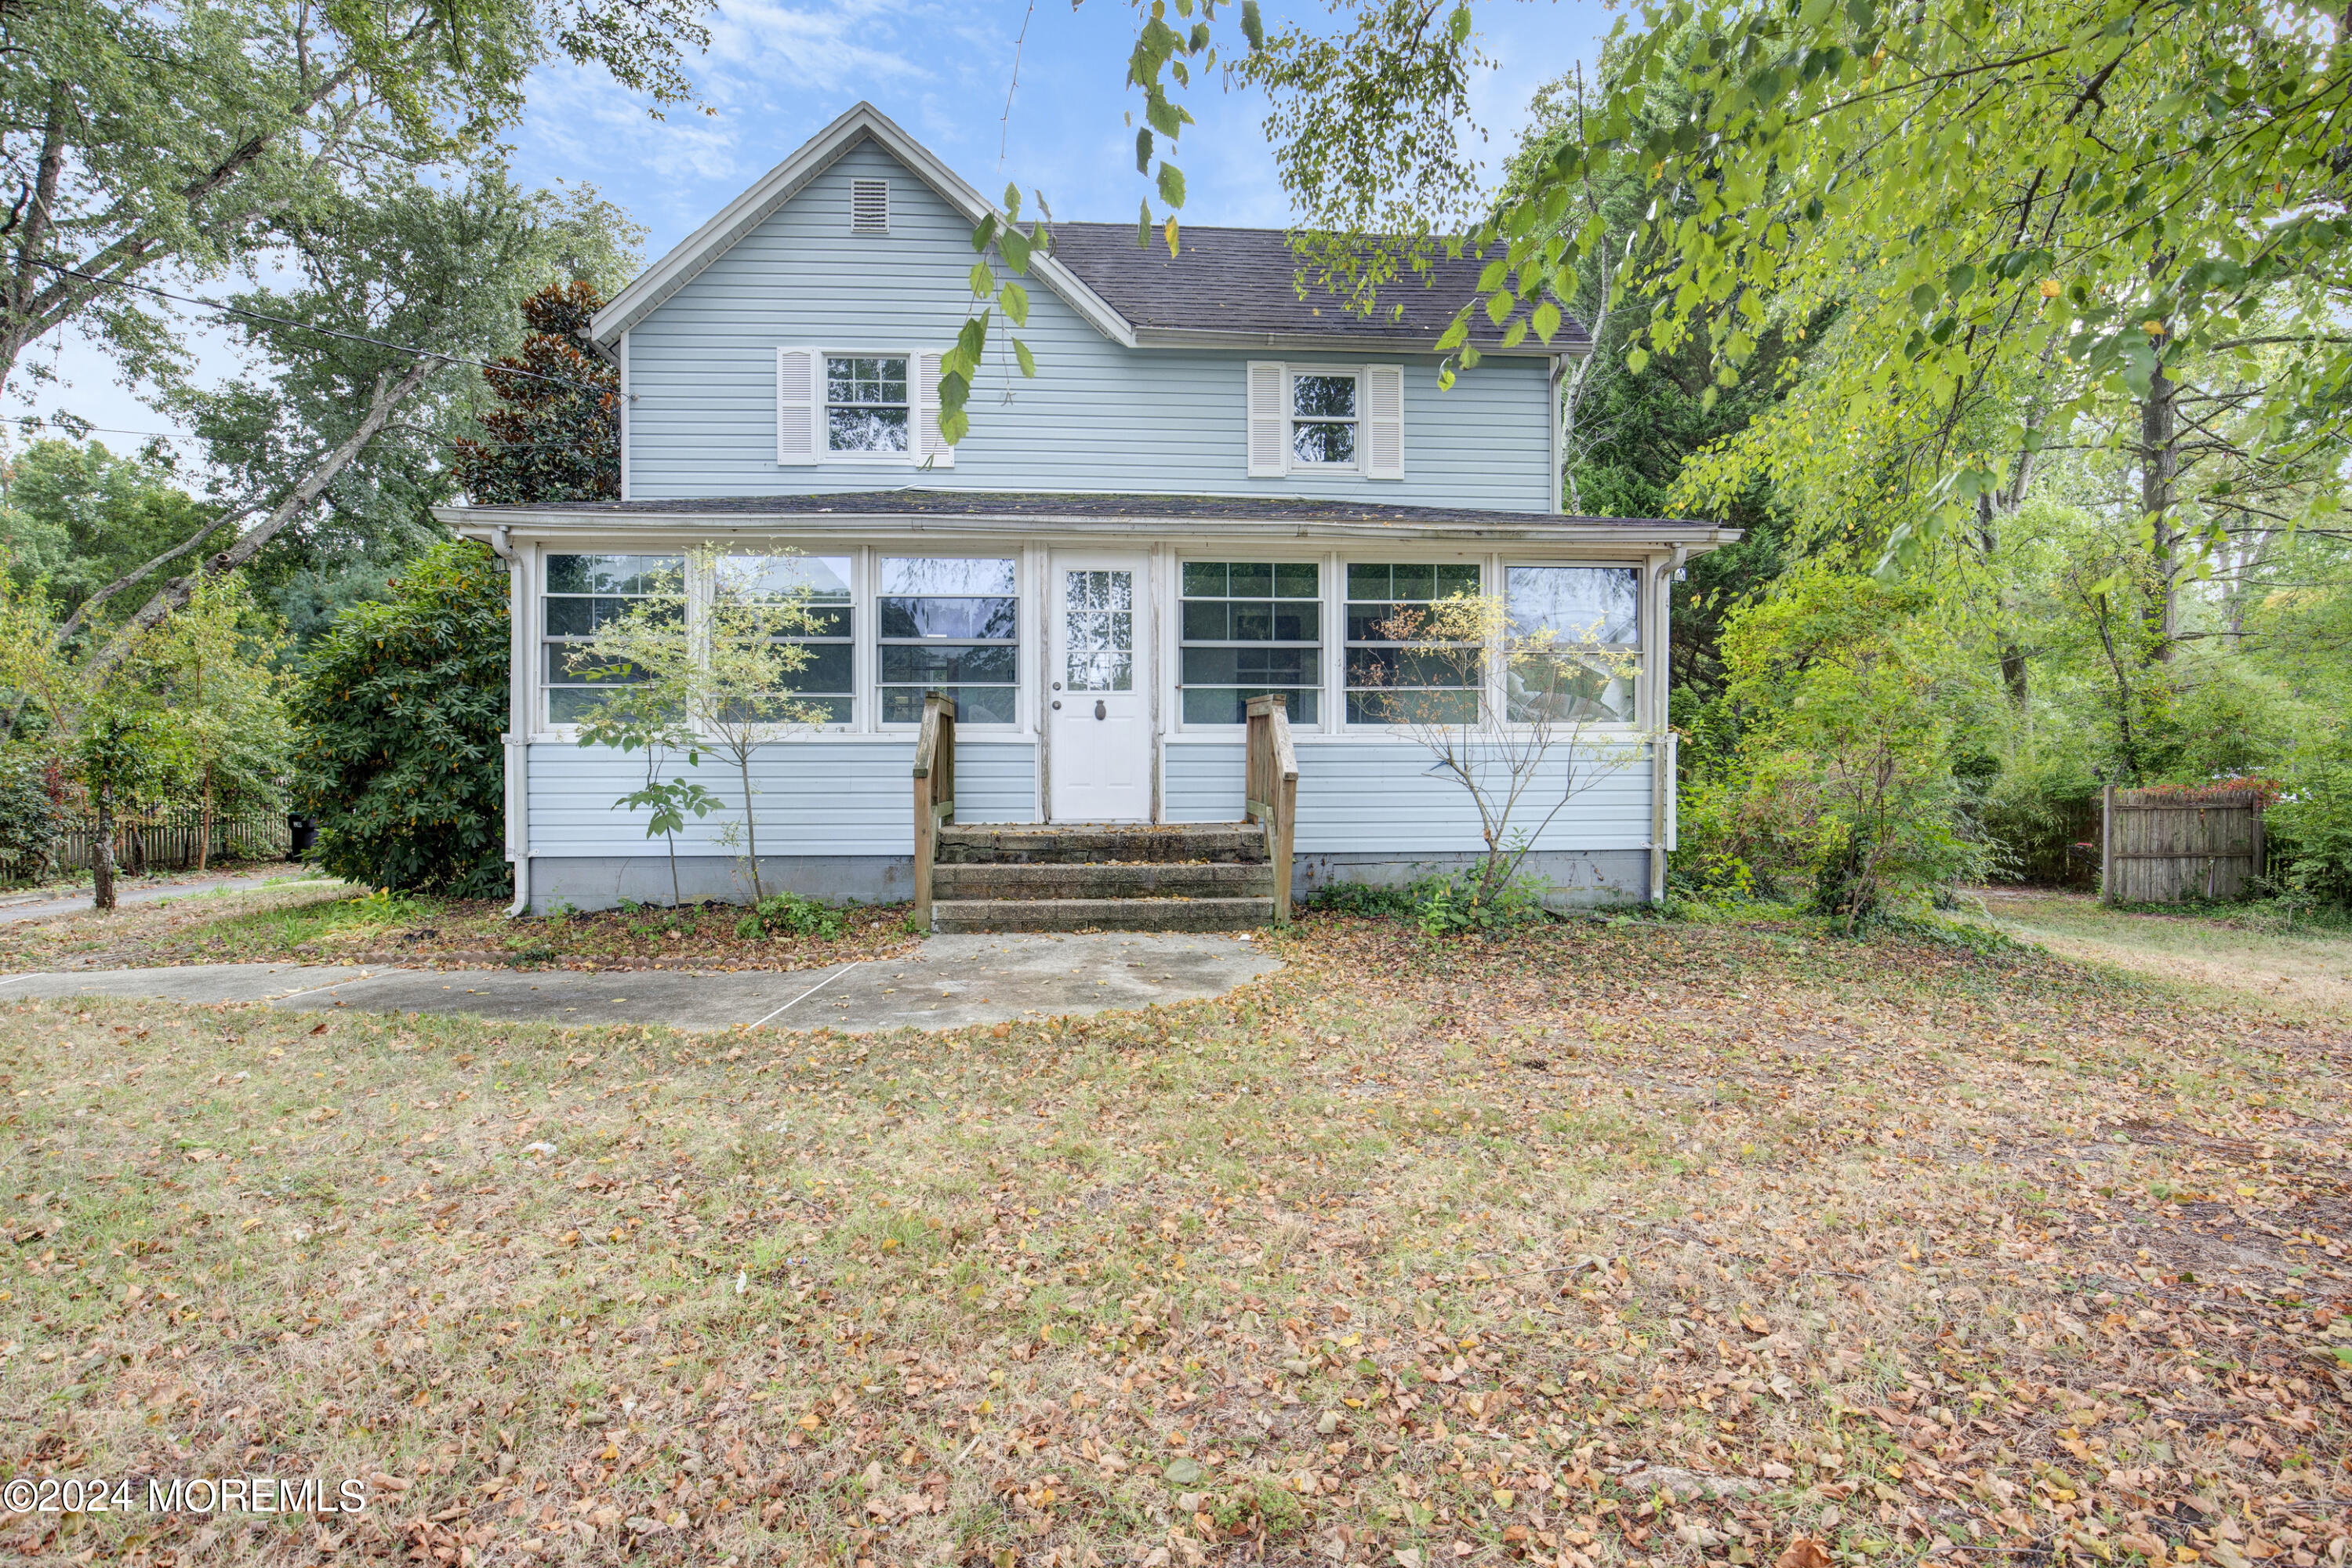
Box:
left=1000, top=281, right=1030, bottom=328
left=969, top=260, right=996, bottom=298
left=1002, top=181, right=1022, bottom=218
left=1146, top=85, right=1183, bottom=140
left=1157, top=161, right=1186, bottom=209
left=1240, top=0, right=1265, bottom=49
left=1531, top=299, right=1562, bottom=342
left=1137, top=199, right=1152, bottom=248
left=1447, top=4, right=1471, bottom=42
left=1625, top=346, right=1651, bottom=374
left=1135, top=126, right=1154, bottom=174
left=971, top=215, right=998, bottom=254
left=957, top=314, right=989, bottom=362
left=998, top=225, right=1031, bottom=274
left=1484, top=289, right=1514, bottom=325
left=1909, top=282, right=1937, bottom=314
left=1011, top=336, right=1036, bottom=377
left=1165, top=1458, right=1205, bottom=1486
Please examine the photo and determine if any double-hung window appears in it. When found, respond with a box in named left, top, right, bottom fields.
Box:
left=1344, top=562, right=1483, bottom=725
left=1179, top=561, right=1321, bottom=724
left=826, top=355, right=909, bottom=455
left=1247, top=362, right=1405, bottom=479
left=878, top=557, right=1020, bottom=725
left=1289, top=374, right=1359, bottom=467
left=717, top=555, right=855, bottom=723
left=1504, top=565, right=1641, bottom=722
left=542, top=553, right=684, bottom=724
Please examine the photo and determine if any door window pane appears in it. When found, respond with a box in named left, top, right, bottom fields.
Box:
left=543, top=553, right=684, bottom=723
left=1345, top=561, right=1481, bottom=724
left=1178, top=561, right=1321, bottom=724
left=718, top=554, right=855, bottom=723
left=1062, top=569, right=1134, bottom=693
left=879, top=556, right=1018, bottom=724
left=1505, top=565, right=1640, bottom=722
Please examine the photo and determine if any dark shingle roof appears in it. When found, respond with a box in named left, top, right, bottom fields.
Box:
left=452, top=490, right=1719, bottom=534
left=1047, top=224, right=1588, bottom=354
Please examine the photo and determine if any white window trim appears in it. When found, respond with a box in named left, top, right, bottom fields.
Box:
left=776, top=348, right=950, bottom=468
left=1169, top=554, right=1330, bottom=735
left=1245, top=361, right=1406, bottom=481
left=535, top=546, right=865, bottom=739
left=873, top=553, right=1025, bottom=731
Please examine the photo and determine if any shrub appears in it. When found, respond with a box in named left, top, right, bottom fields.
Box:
left=0, top=751, right=60, bottom=882
left=735, top=891, right=845, bottom=940
left=1301, top=880, right=1420, bottom=918
left=2270, top=734, right=2352, bottom=912
left=1413, top=869, right=1550, bottom=936
left=290, top=540, right=512, bottom=897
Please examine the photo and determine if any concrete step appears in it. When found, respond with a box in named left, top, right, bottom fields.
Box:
left=930, top=897, right=1276, bottom=933
left=938, top=822, right=1267, bottom=866
left=934, top=861, right=1276, bottom=901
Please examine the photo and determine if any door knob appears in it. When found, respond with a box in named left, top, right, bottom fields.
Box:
left=1094, top=699, right=1107, bottom=720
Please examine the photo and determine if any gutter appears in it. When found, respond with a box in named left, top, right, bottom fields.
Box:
left=487, top=524, right=531, bottom=919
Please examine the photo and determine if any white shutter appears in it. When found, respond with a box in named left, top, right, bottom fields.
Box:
left=916, top=350, right=955, bottom=467
left=1366, top=364, right=1405, bottom=479
left=1247, top=361, right=1287, bottom=477
left=775, top=347, right=820, bottom=464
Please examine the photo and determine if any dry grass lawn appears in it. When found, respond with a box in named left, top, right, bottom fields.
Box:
left=0, top=913, right=2346, bottom=1567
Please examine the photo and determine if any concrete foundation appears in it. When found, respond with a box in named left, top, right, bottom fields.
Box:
left=525, top=848, right=1650, bottom=915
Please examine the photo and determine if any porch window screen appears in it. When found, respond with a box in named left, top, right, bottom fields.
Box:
left=1504, top=566, right=1641, bottom=722
left=878, top=557, right=1018, bottom=724
left=1345, top=561, right=1483, bottom=725
left=542, top=553, right=684, bottom=724
left=718, top=554, right=855, bottom=723
left=1178, top=561, right=1320, bottom=724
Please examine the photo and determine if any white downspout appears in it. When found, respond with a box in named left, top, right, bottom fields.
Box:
left=488, top=524, right=531, bottom=917
left=1646, top=545, right=1689, bottom=903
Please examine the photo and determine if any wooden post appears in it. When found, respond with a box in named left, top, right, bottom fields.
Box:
left=911, top=691, right=956, bottom=932
left=1244, top=695, right=1298, bottom=924
left=2100, top=784, right=2115, bottom=906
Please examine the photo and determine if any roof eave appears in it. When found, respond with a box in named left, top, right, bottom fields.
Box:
left=1125, top=325, right=1587, bottom=358
left=589, top=102, right=1138, bottom=350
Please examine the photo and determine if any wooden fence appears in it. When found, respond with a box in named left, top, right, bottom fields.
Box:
left=2100, top=786, right=2264, bottom=904
left=2, top=804, right=292, bottom=882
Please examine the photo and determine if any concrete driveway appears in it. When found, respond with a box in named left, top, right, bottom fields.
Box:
left=0, top=931, right=1280, bottom=1033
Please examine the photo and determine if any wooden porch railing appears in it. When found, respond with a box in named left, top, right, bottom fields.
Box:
left=1243, top=694, right=1298, bottom=924
left=911, top=690, right=956, bottom=931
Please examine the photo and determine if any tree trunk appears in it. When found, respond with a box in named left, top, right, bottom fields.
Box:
left=2140, top=351, right=2179, bottom=662
left=666, top=832, right=681, bottom=909
left=81, top=356, right=437, bottom=682
left=197, top=764, right=214, bottom=874
left=91, top=789, right=117, bottom=912
left=736, top=750, right=764, bottom=903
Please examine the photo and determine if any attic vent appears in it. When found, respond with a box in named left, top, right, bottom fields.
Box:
left=851, top=178, right=890, bottom=234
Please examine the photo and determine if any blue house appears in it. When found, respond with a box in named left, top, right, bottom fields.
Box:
left=438, top=103, right=1737, bottom=927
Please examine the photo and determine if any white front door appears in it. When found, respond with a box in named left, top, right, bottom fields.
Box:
left=1048, top=553, right=1152, bottom=822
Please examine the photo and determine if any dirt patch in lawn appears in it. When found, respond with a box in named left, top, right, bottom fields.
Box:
left=0, top=913, right=2344, bottom=1567
left=0, top=882, right=920, bottom=974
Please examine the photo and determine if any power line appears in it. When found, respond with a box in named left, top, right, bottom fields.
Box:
left=3, top=415, right=205, bottom=443
left=30, top=259, right=612, bottom=391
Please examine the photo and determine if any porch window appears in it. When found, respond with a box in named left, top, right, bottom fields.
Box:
left=1178, top=561, right=1320, bottom=724
left=826, top=355, right=909, bottom=454
left=542, top=552, right=684, bottom=724
left=717, top=554, right=855, bottom=723
left=1504, top=565, right=1641, bottom=723
left=878, top=556, right=1019, bottom=725
left=1344, top=561, right=1483, bottom=725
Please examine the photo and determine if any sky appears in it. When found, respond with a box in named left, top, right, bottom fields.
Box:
left=9, top=0, right=1614, bottom=468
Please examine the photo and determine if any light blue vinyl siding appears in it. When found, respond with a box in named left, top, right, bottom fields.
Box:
left=525, top=740, right=1036, bottom=858
left=1163, top=741, right=1655, bottom=853
left=626, top=140, right=1554, bottom=510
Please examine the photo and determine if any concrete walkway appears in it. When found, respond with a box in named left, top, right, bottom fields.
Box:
left=0, top=931, right=1280, bottom=1033
left=0, top=868, right=328, bottom=924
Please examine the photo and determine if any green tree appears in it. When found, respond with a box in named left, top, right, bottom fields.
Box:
left=137, top=572, right=293, bottom=870
left=452, top=281, right=620, bottom=504
left=0, top=0, right=707, bottom=397
left=290, top=539, right=510, bottom=897
left=0, top=440, right=227, bottom=622
left=572, top=677, right=720, bottom=909
left=72, top=705, right=159, bottom=912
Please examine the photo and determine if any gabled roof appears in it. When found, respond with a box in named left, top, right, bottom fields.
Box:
left=1050, top=223, right=1589, bottom=356
left=590, top=102, right=1584, bottom=360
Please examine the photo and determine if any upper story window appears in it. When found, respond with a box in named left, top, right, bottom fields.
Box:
left=778, top=348, right=950, bottom=467
left=542, top=553, right=683, bottom=724
left=827, top=356, right=909, bottom=454
left=1505, top=565, right=1641, bottom=723
left=719, top=555, right=855, bottom=723
left=851, top=177, right=890, bottom=234
left=1248, top=361, right=1405, bottom=481
left=878, top=557, right=1019, bottom=726
left=1344, top=561, right=1482, bottom=725
left=1179, top=561, right=1321, bottom=725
